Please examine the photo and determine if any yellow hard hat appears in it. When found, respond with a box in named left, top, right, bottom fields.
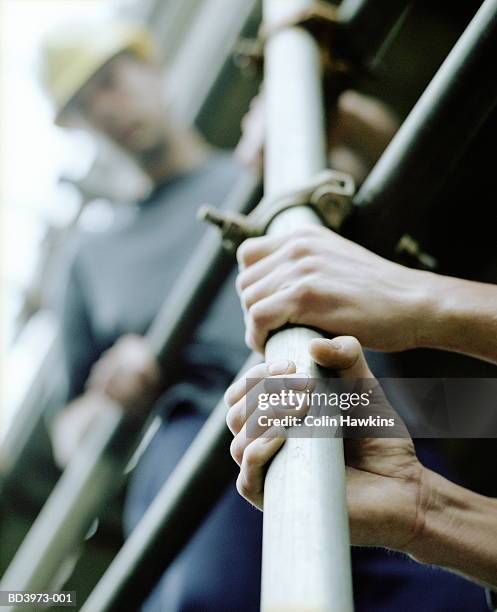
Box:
left=40, top=21, right=154, bottom=126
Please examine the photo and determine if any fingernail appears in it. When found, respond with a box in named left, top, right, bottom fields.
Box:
left=268, top=360, right=291, bottom=375
left=285, top=374, right=309, bottom=390
left=325, top=338, right=342, bottom=350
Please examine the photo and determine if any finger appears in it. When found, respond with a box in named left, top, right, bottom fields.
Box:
left=237, top=235, right=284, bottom=270
left=231, top=374, right=312, bottom=464
left=86, top=362, right=110, bottom=391
left=98, top=336, right=159, bottom=384
left=123, top=339, right=160, bottom=378
left=236, top=249, right=288, bottom=298
left=228, top=370, right=310, bottom=436
left=245, top=288, right=297, bottom=353
left=224, top=360, right=296, bottom=410
left=239, top=263, right=295, bottom=313
left=104, top=356, right=161, bottom=401
left=236, top=433, right=285, bottom=509
left=230, top=396, right=288, bottom=465
left=227, top=377, right=276, bottom=436
left=309, top=336, right=374, bottom=379
left=226, top=362, right=295, bottom=435
left=237, top=231, right=323, bottom=292
left=105, top=377, right=134, bottom=403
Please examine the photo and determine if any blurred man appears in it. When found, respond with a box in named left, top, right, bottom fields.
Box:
left=42, top=21, right=262, bottom=612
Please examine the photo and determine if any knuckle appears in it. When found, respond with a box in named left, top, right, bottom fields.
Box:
left=230, top=437, right=244, bottom=465
left=287, top=238, right=310, bottom=260
left=292, top=278, right=314, bottom=303
left=248, top=302, right=268, bottom=326
left=236, top=472, right=253, bottom=500
left=235, top=273, right=245, bottom=294
left=295, top=255, right=319, bottom=276
left=226, top=406, right=244, bottom=434
left=243, top=444, right=262, bottom=469
left=237, top=238, right=257, bottom=265
left=240, top=286, right=255, bottom=311
left=245, top=329, right=257, bottom=353
left=224, top=385, right=236, bottom=408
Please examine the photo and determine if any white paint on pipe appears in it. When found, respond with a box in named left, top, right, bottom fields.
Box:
left=261, top=1, right=354, bottom=610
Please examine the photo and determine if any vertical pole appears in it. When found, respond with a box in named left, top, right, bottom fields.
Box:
left=261, top=1, right=353, bottom=611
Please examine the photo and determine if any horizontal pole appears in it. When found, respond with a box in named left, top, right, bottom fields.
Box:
left=349, top=0, right=497, bottom=255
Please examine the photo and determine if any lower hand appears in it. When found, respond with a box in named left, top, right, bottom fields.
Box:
left=225, top=336, right=426, bottom=552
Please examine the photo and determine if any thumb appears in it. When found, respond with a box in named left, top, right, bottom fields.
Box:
left=309, top=336, right=373, bottom=379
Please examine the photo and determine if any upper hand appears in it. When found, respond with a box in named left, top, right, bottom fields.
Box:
left=236, top=225, right=434, bottom=354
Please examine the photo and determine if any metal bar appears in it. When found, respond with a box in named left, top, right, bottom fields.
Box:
left=260, top=1, right=353, bottom=610
left=80, top=353, right=260, bottom=612
left=0, top=320, right=60, bottom=478
left=348, top=0, right=497, bottom=256
left=142, top=0, right=202, bottom=64
left=168, top=0, right=260, bottom=125
left=0, top=171, right=261, bottom=598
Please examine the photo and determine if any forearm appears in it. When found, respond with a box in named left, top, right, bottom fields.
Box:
left=406, top=468, right=497, bottom=589
left=418, top=273, right=497, bottom=364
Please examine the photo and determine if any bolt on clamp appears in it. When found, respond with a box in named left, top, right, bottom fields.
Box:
left=199, top=169, right=355, bottom=252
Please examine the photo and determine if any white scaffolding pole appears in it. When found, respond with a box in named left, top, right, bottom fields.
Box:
left=261, top=1, right=353, bottom=610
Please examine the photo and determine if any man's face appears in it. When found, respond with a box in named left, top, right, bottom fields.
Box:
left=70, top=52, right=168, bottom=157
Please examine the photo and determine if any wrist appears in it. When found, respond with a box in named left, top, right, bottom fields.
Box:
left=402, top=467, right=478, bottom=571
left=411, top=271, right=497, bottom=364
left=403, top=468, right=497, bottom=588
left=412, top=272, right=463, bottom=351
left=402, top=468, right=446, bottom=564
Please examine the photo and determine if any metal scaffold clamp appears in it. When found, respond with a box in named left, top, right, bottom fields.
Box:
left=234, top=0, right=350, bottom=76
left=199, top=169, right=355, bottom=251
